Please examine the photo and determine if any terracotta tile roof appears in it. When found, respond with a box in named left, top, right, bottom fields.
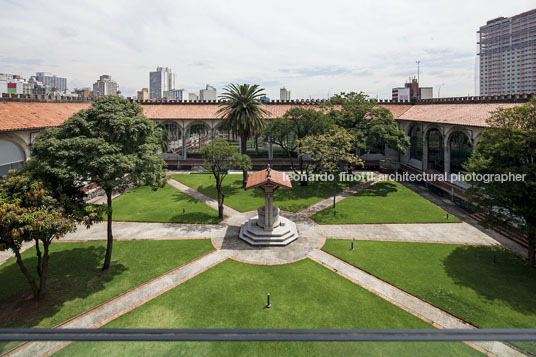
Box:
left=398, top=103, right=522, bottom=127
left=245, top=168, right=293, bottom=190
left=144, top=103, right=333, bottom=120
left=380, top=104, right=413, bottom=118
left=0, top=101, right=522, bottom=132
left=0, top=102, right=91, bottom=131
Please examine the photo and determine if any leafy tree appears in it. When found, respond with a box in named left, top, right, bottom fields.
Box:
left=30, top=96, right=167, bottom=270
left=298, top=127, right=362, bottom=207
left=264, top=107, right=335, bottom=185
left=0, top=172, right=78, bottom=300
left=328, top=92, right=409, bottom=155
left=217, top=84, right=269, bottom=187
left=200, top=139, right=252, bottom=218
left=155, top=122, right=170, bottom=153
left=464, top=99, right=536, bottom=266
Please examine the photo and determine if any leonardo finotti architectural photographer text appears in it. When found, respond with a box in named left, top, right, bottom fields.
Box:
left=286, top=172, right=526, bottom=184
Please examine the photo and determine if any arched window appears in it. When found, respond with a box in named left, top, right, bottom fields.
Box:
left=449, top=131, right=472, bottom=174
left=427, top=129, right=444, bottom=172
left=0, top=139, right=25, bottom=176
left=164, top=122, right=182, bottom=153
left=409, top=125, right=422, bottom=161
left=187, top=123, right=210, bottom=157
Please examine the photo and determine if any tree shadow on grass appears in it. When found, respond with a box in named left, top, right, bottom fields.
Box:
left=0, top=245, right=127, bottom=329
left=356, top=181, right=398, bottom=197
left=442, top=245, right=536, bottom=316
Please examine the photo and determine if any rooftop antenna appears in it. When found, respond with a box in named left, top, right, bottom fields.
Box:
left=416, top=61, right=421, bottom=84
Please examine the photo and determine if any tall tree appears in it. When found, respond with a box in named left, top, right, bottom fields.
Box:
left=464, top=99, right=536, bottom=266
left=0, top=172, right=78, bottom=300
left=328, top=92, right=409, bottom=155
left=154, top=122, right=170, bottom=153
left=217, top=83, right=269, bottom=187
left=264, top=107, right=335, bottom=185
left=31, top=96, right=167, bottom=270
left=298, top=127, right=362, bottom=207
left=200, top=139, right=251, bottom=218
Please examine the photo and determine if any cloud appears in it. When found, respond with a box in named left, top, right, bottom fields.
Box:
left=0, top=0, right=534, bottom=99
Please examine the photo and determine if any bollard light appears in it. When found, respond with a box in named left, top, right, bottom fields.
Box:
left=266, top=293, right=271, bottom=308
left=445, top=213, right=449, bottom=220
left=350, top=239, right=354, bottom=251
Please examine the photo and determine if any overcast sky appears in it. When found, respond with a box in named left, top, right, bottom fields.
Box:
left=0, top=0, right=534, bottom=99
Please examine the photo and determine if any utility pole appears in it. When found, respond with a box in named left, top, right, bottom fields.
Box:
left=416, top=61, right=421, bottom=84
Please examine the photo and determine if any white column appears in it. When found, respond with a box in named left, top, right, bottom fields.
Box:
left=264, top=187, right=274, bottom=231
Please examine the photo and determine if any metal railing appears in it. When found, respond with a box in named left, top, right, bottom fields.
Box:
left=1, top=328, right=535, bottom=342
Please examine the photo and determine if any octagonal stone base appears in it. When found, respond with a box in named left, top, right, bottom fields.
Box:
left=239, top=216, right=299, bottom=246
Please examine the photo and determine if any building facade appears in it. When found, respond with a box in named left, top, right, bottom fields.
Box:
left=280, top=87, right=291, bottom=101
left=149, top=67, right=175, bottom=99
left=35, top=72, right=67, bottom=93
left=137, top=88, right=149, bottom=101
left=199, top=84, right=216, bottom=101
left=92, top=75, right=119, bottom=97
left=163, top=89, right=189, bottom=100
left=479, top=9, right=536, bottom=96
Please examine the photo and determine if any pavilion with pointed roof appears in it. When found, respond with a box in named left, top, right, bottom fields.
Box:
left=239, top=166, right=298, bottom=246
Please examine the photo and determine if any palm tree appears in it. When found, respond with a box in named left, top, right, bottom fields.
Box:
left=217, top=84, right=269, bottom=187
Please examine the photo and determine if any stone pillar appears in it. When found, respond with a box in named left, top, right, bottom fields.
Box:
left=264, top=186, right=274, bottom=231
left=443, top=138, right=450, bottom=179
left=268, top=137, right=273, bottom=161
left=182, top=127, right=187, bottom=160
left=422, top=128, right=428, bottom=171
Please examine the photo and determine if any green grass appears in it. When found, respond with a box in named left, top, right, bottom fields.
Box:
left=311, top=181, right=460, bottom=224
left=0, top=239, right=214, bottom=353
left=56, top=259, right=480, bottom=356
left=172, top=174, right=354, bottom=212
left=111, top=183, right=223, bottom=224
left=322, top=240, right=536, bottom=353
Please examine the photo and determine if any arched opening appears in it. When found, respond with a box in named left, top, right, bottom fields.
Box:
left=186, top=123, right=210, bottom=158
left=163, top=122, right=183, bottom=154
left=409, top=125, right=423, bottom=161
left=0, top=139, right=25, bottom=176
left=427, top=128, right=444, bottom=172
left=449, top=131, right=472, bottom=174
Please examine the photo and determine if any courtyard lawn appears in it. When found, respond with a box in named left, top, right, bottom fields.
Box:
left=322, top=240, right=536, bottom=354
left=0, top=239, right=214, bottom=353
left=311, top=181, right=460, bottom=224
left=56, top=259, right=480, bottom=357
left=172, top=174, right=354, bottom=212
left=111, top=183, right=223, bottom=224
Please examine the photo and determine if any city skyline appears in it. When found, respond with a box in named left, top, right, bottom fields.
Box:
left=0, top=0, right=534, bottom=99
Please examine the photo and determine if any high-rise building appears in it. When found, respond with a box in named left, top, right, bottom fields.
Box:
left=35, top=72, right=67, bottom=93
left=163, top=89, right=189, bottom=101
left=149, top=67, right=175, bottom=99
left=478, top=9, right=536, bottom=96
left=92, top=75, right=119, bottom=97
left=392, top=77, right=433, bottom=101
left=280, top=87, right=291, bottom=101
left=137, top=88, right=149, bottom=101
left=199, top=84, right=217, bottom=101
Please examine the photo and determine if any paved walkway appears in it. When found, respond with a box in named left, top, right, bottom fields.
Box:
left=8, top=250, right=230, bottom=357
left=308, top=249, right=526, bottom=357
left=167, top=178, right=240, bottom=217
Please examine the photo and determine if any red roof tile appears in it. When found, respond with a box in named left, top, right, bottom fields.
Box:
left=398, top=103, right=521, bottom=127
left=0, top=102, right=91, bottom=131
left=245, top=168, right=293, bottom=190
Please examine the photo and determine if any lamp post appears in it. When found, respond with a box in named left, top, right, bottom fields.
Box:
left=438, top=84, right=445, bottom=98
